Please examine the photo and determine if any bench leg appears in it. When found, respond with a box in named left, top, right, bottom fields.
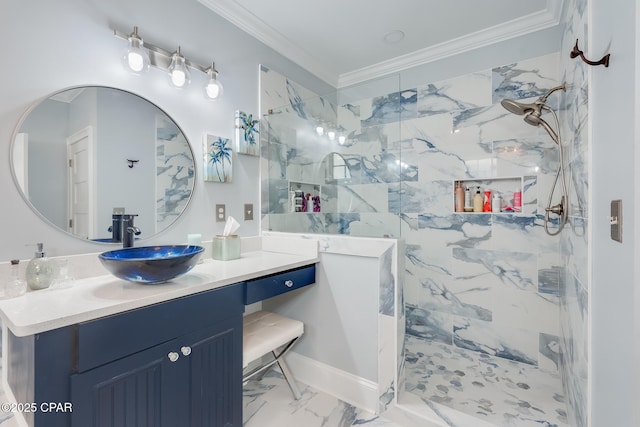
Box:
left=274, top=351, right=302, bottom=400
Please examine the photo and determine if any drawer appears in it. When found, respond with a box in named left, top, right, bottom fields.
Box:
left=76, top=283, right=243, bottom=373
left=244, top=264, right=316, bottom=305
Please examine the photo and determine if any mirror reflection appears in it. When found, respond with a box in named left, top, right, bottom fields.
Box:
left=12, top=86, right=195, bottom=242
left=322, top=152, right=352, bottom=183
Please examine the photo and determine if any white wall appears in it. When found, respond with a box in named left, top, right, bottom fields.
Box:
left=264, top=252, right=379, bottom=381
left=590, top=1, right=639, bottom=426
left=0, top=0, right=333, bottom=261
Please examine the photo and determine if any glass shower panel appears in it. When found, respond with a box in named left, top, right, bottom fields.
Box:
left=261, top=74, right=403, bottom=238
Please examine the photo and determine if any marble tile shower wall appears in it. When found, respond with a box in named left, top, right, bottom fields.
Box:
left=262, top=55, right=563, bottom=364
left=396, top=54, right=566, bottom=381
left=260, top=44, right=587, bottom=422
left=558, top=0, right=589, bottom=425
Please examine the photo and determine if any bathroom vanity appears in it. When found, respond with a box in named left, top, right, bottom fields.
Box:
left=0, top=245, right=318, bottom=427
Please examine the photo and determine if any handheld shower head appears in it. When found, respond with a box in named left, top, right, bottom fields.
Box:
left=524, top=111, right=559, bottom=144
left=500, top=82, right=569, bottom=236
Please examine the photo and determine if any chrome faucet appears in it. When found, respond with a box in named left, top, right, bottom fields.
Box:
left=121, top=214, right=141, bottom=248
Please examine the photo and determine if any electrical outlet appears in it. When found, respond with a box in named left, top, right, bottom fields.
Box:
left=215, top=204, right=226, bottom=222
left=244, top=204, right=254, bottom=221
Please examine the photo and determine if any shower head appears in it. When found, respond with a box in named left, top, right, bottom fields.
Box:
left=501, top=83, right=566, bottom=143
left=500, top=98, right=538, bottom=116
left=500, top=83, right=567, bottom=116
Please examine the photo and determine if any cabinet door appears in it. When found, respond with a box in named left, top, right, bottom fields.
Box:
left=178, top=315, right=243, bottom=427
left=70, top=339, right=180, bottom=427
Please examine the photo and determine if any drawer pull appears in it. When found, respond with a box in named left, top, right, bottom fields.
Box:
left=168, top=352, right=179, bottom=362
left=181, top=346, right=192, bottom=356
left=284, top=279, right=294, bottom=288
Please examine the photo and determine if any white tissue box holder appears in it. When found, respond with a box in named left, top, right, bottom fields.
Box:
left=212, top=235, right=241, bottom=261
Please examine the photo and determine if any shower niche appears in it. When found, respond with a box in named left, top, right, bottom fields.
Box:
left=288, top=181, right=321, bottom=213
left=454, top=176, right=523, bottom=213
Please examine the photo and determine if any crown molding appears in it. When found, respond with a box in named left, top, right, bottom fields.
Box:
left=198, top=0, right=339, bottom=86
left=337, top=0, right=564, bottom=87
left=199, top=0, right=563, bottom=89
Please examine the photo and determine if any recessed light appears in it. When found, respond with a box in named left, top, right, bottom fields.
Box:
left=383, top=30, right=405, bottom=44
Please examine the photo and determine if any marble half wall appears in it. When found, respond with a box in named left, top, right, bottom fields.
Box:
left=262, top=232, right=399, bottom=416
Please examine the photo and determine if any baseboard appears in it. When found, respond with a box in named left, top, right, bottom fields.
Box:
left=285, top=351, right=379, bottom=413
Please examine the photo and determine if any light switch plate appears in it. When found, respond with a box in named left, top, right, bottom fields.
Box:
left=215, top=204, right=226, bottom=222
left=610, top=199, right=622, bottom=242
left=244, top=204, right=254, bottom=221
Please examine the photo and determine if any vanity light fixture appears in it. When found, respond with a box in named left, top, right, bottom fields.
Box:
left=121, top=26, right=150, bottom=74
left=168, top=46, right=190, bottom=88
left=204, top=63, right=223, bottom=100
left=114, top=26, right=223, bottom=99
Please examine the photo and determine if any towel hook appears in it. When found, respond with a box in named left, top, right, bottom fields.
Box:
left=127, top=159, right=139, bottom=168
left=570, top=38, right=610, bottom=67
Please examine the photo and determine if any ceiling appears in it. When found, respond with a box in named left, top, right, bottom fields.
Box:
left=199, top=0, right=564, bottom=88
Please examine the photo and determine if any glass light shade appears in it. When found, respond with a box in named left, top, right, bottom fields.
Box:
left=315, top=126, right=324, bottom=136
left=168, top=48, right=190, bottom=88
left=204, top=70, right=223, bottom=100
left=338, top=135, right=346, bottom=145
left=327, top=130, right=336, bottom=140
left=122, top=34, right=150, bottom=74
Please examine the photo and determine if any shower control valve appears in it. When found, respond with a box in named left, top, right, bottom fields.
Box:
left=546, top=203, right=564, bottom=216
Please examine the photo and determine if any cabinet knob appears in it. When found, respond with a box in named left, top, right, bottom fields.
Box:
left=284, top=279, right=294, bottom=288
left=168, top=352, right=179, bottom=362
left=181, top=346, right=192, bottom=356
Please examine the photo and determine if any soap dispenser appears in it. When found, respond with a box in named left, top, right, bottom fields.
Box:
left=26, top=243, right=58, bottom=290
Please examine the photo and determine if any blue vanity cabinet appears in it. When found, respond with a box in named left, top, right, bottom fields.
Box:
left=7, top=283, right=244, bottom=427
left=70, top=317, right=241, bottom=427
left=4, top=263, right=317, bottom=427
left=69, top=284, right=244, bottom=427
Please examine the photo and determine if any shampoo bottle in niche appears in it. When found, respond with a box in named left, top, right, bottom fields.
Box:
left=454, top=181, right=464, bottom=212
left=492, top=192, right=502, bottom=213
left=513, top=188, right=522, bottom=212
left=464, top=186, right=472, bottom=212
left=473, top=186, right=484, bottom=212
left=483, top=190, right=492, bottom=212
left=26, top=243, right=58, bottom=290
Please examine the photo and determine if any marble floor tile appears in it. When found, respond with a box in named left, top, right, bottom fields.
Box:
left=404, top=335, right=569, bottom=427
left=243, top=371, right=403, bottom=427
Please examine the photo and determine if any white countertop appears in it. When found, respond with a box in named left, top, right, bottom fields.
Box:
left=0, top=249, right=319, bottom=337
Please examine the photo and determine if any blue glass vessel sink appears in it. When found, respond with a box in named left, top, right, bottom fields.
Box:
left=99, top=245, right=204, bottom=283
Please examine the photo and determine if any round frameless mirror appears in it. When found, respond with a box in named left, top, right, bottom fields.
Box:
left=11, top=86, right=195, bottom=243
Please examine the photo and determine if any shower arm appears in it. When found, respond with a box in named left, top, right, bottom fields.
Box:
left=539, top=84, right=567, bottom=104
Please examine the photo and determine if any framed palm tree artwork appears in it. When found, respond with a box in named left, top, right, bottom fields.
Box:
left=204, top=134, right=232, bottom=183
left=235, top=110, right=259, bottom=156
